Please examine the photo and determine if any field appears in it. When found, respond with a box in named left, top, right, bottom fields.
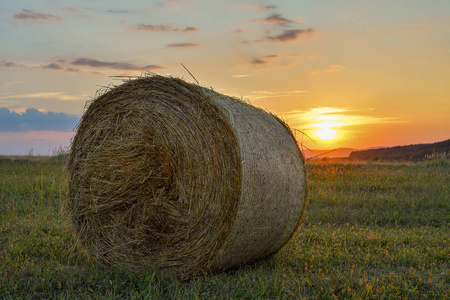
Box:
left=0, top=155, right=448, bottom=299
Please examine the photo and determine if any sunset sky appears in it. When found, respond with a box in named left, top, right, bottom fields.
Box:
left=1, top=0, right=449, bottom=155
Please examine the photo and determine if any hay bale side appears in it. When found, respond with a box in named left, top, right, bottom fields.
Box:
left=67, top=75, right=307, bottom=278
left=205, top=90, right=307, bottom=271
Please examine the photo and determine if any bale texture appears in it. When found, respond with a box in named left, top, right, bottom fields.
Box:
left=67, top=75, right=307, bottom=278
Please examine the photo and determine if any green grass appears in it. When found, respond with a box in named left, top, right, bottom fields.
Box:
left=0, top=156, right=448, bottom=299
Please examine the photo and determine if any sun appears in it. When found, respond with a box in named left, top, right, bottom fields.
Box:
left=313, top=122, right=340, bottom=141
left=316, top=128, right=337, bottom=140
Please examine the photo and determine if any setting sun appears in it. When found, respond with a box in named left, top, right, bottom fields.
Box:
left=316, top=128, right=337, bottom=140
left=312, top=120, right=342, bottom=141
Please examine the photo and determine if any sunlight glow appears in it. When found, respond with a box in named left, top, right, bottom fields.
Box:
left=286, top=107, right=407, bottom=146
left=316, top=128, right=336, bottom=140
left=312, top=121, right=343, bottom=141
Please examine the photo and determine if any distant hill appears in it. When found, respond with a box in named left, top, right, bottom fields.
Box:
left=349, top=139, right=450, bottom=161
left=302, top=148, right=356, bottom=160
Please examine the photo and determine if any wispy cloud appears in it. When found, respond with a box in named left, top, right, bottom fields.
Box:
left=0, top=61, right=23, bottom=68
left=311, top=65, right=346, bottom=74
left=4, top=81, right=26, bottom=87
left=238, top=4, right=276, bottom=10
left=249, top=54, right=279, bottom=68
left=248, top=54, right=297, bottom=70
left=232, top=74, right=255, bottom=78
left=2, top=57, right=162, bottom=74
left=135, top=24, right=173, bottom=32
left=241, top=28, right=315, bottom=44
left=167, top=43, right=199, bottom=48
left=0, top=108, right=79, bottom=132
left=135, top=24, right=199, bottom=32
left=0, top=92, right=87, bottom=101
left=14, top=9, right=62, bottom=23
left=61, top=6, right=90, bottom=18
left=251, top=58, right=269, bottom=66
left=66, top=67, right=81, bottom=73
left=266, top=28, right=314, bottom=42
left=286, top=107, right=407, bottom=130
left=250, top=14, right=295, bottom=25
left=247, top=90, right=307, bottom=100
left=181, top=26, right=198, bottom=32
left=263, top=54, right=280, bottom=59
left=71, top=58, right=163, bottom=71
left=62, top=7, right=78, bottom=12
left=105, top=8, right=135, bottom=14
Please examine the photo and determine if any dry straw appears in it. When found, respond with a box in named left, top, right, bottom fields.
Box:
left=67, top=75, right=307, bottom=278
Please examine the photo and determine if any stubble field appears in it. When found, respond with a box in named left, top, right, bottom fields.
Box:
left=0, top=155, right=448, bottom=299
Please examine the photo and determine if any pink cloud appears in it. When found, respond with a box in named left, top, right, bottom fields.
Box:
left=311, top=65, right=346, bottom=75
left=250, top=14, right=295, bottom=25
left=238, top=4, right=276, bottom=10
left=266, top=28, right=314, bottom=42
left=14, top=9, right=62, bottom=23
left=71, top=57, right=163, bottom=71
left=0, top=61, right=23, bottom=68
left=66, top=67, right=81, bottom=73
left=62, top=7, right=78, bottom=12
left=248, top=54, right=297, bottom=70
left=135, top=24, right=199, bottom=32
left=251, top=58, right=269, bottom=65
left=167, top=43, right=199, bottom=48
left=262, top=54, right=280, bottom=59
left=43, top=63, right=63, bottom=70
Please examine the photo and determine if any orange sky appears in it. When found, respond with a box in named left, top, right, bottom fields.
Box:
left=0, top=0, right=449, bottom=154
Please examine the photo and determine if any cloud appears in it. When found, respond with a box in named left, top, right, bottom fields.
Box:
left=4, top=81, right=26, bottom=87
left=262, top=54, right=280, bottom=59
left=265, top=14, right=295, bottom=25
left=251, top=54, right=280, bottom=65
left=0, top=61, right=23, bottom=68
left=238, top=4, right=276, bottom=10
left=247, top=90, right=307, bottom=100
left=250, top=14, right=295, bottom=25
left=43, top=63, right=63, bottom=70
left=62, top=7, right=78, bottom=12
left=1, top=58, right=113, bottom=75
left=14, top=9, right=62, bottom=23
left=181, top=26, right=198, bottom=32
left=232, top=74, right=255, bottom=78
left=135, top=24, right=199, bottom=32
left=311, top=65, right=346, bottom=75
left=251, top=58, right=269, bottom=65
left=105, top=8, right=135, bottom=14
left=66, top=67, right=81, bottom=73
left=3, top=61, right=19, bottom=67
left=248, top=54, right=296, bottom=70
left=266, top=28, right=314, bottom=42
left=286, top=107, right=407, bottom=130
left=135, top=24, right=173, bottom=32
left=0, top=108, right=79, bottom=132
left=0, top=92, right=87, bottom=101
left=71, top=58, right=163, bottom=71
left=167, top=43, right=199, bottom=48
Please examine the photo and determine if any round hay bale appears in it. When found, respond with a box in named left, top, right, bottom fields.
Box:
left=67, top=75, right=307, bottom=278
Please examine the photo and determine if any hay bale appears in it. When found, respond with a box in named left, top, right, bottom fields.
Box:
left=67, top=75, right=307, bottom=278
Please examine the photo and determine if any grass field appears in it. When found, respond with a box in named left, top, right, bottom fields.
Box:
left=0, top=155, right=448, bottom=299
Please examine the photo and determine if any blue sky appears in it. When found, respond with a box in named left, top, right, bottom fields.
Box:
left=1, top=0, right=449, bottom=154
